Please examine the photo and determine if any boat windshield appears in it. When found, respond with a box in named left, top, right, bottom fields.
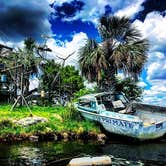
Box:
left=96, top=93, right=128, bottom=111
left=78, top=99, right=96, bottom=110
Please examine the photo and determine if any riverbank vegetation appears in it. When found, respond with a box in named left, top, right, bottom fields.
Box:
left=0, top=105, right=100, bottom=141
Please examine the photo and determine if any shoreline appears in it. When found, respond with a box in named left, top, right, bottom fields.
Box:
left=0, top=131, right=107, bottom=143
left=0, top=105, right=107, bottom=143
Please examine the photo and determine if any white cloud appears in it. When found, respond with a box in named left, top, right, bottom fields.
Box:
left=137, top=81, right=147, bottom=88
left=0, top=39, right=24, bottom=51
left=51, top=0, right=73, bottom=5
left=29, top=77, right=39, bottom=91
left=53, top=0, right=144, bottom=24
left=115, top=0, right=144, bottom=18
left=143, top=89, right=166, bottom=107
left=142, top=80, right=166, bottom=106
left=147, top=58, right=166, bottom=80
left=134, top=12, right=166, bottom=52
left=46, top=32, right=88, bottom=67
left=133, top=12, right=166, bottom=106
left=47, top=0, right=56, bottom=4
left=142, top=95, right=166, bottom=107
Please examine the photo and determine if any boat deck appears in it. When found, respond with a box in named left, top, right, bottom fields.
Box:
left=135, top=110, right=166, bottom=126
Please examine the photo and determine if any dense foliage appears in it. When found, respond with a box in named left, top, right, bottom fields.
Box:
left=115, top=77, right=143, bottom=101
left=40, top=60, right=84, bottom=97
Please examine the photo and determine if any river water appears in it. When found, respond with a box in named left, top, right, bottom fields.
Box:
left=0, top=138, right=166, bottom=166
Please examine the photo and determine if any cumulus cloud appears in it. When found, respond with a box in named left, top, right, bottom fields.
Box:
left=115, top=0, right=144, bottom=18
left=134, top=12, right=166, bottom=81
left=137, top=81, right=147, bottom=88
left=134, top=12, right=166, bottom=52
left=133, top=11, right=166, bottom=105
left=143, top=51, right=166, bottom=82
left=52, top=0, right=145, bottom=24
left=142, top=80, right=166, bottom=106
left=46, top=32, right=88, bottom=67
left=0, top=38, right=24, bottom=50
left=135, top=0, right=166, bottom=21
left=0, top=0, right=52, bottom=42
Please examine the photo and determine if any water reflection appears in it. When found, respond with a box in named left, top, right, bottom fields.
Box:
left=0, top=140, right=165, bottom=166
left=102, top=142, right=166, bottom=165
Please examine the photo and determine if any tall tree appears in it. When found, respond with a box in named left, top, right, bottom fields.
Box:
left=60, top=65, right=84, bottom=95
left=79, top=15, right=149, bottom=91
left=40, top=59, right=61, bottom=92
left=16, top=37, right=40, bottom=95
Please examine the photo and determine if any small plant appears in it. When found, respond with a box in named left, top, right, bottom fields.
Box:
left=74, top=88, right=96, bottom=99
left=60, top=104, right=81, bottom=121
left=0, top=119, right=14, bottom=129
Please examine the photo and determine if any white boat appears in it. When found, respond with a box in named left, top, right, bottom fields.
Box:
left=76, top=92, right=166, bottom=140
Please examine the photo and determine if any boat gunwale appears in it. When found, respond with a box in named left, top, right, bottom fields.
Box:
left=77, top=106, right=142, bottom=123
left=134, top=103, right=166, bottom=113
left=78, top=106, right=166, bottom=126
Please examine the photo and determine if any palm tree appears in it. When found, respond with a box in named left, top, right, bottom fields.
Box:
left=12, top=37, right=42, bottom=96
left=79, top=15, right=149, bottom=91
left=79, top=39, right=107, bottom=83
left=16, top=38, right=37, bottom=95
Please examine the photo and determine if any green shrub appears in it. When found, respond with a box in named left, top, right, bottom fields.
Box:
left=0, top=119, right=14, bottom=129
left=74, top=88, right=96, bottom=99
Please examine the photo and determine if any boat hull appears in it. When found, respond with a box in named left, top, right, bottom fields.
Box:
left=101, top=117, right=166, bottom=140
left=78, top=109, right=166, bottom=140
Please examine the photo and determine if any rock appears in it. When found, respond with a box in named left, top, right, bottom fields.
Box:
left=97, top=133, right=106, bottom=142
left=54, top=134, right=58, bottom=141
left=68, top=156, right=111, bottom=166
left=62, top=132, right=69, bottom=139
left=16, top=117, right=48, bottom=126
left=29, top=136, right=39, bottom=142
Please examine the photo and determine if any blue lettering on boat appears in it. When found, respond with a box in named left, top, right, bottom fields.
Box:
left=156, top=123, right=163, bottom=129
left=97, top=116, right=136, bottom=129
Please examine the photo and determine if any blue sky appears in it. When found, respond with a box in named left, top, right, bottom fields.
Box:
left=0, top=0, right=166, bottom=106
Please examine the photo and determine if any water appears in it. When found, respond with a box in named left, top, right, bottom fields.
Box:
left=0, top=139, right=166, bottom=166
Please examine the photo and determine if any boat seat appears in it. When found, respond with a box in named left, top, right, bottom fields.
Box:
left=118, top=108, right=133, bottom=114
left=112, top=100, right=125, bottom=109
left=118, top=105, right=135, bottom=114
left=118, top=109, right=127, bottom=114
left=112, top=100, right=136, bottom=114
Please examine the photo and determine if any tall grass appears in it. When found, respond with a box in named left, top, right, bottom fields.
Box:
left=0, top=104, right=100, bottom=137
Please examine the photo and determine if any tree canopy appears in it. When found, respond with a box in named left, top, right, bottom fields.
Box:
left=40, top=60, right=84, bottom=97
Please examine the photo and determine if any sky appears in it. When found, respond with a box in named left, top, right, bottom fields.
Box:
left=0, top=0, right=166, bottom=106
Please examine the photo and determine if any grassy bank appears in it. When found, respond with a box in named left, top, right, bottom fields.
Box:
left=0, top=105, right=100, bottom=140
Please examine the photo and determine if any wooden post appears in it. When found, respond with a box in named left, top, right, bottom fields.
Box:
left=20, top=68, right=24, bottom=106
